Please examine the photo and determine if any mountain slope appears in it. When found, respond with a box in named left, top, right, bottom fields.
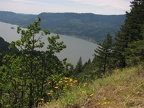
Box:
left=0, top=11, right=125, bottom=42
left=0, top=37, right=18, bottom=65
left=46, top=64, right=144, bottom=108
left=0, top=36, right=18, bottom=54
left=0, top=11, right=36, bottom=26
left=38, top=13, right=125, bottom=41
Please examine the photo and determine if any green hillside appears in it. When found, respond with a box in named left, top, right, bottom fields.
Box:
left=0, top=0, right=144, bottom=107
left=0, top=11, right=35, bottom=26
left=46, top=64, right=144, bottom=108
left=38, top=13, right=125, bottom=41
left=0, top=37, right=18, bottom=66
left=0, top=37, right=18, bottom=54
left=0, top=11, right=125, bottom=42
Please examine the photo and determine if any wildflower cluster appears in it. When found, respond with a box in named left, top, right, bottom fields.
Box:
left=56, top=77, right=78, bottom=90
left=80, top=83, right=94, bottom=98
left=81, top=90, right=94, bottom=98
left=43, top=77, right=78, bottom=102
left=97, top=97, right=110, bottom=106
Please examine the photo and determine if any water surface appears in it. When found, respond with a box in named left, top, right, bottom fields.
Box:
left=0, top=21, right=97, bottom=65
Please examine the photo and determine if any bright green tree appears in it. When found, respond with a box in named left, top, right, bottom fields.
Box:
left=0, top=18, right=67, bottom=108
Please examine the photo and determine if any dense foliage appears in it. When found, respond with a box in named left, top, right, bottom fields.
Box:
left=0, top=0, right=144, bottom=107
left=72, top=0, right=144, bottom=81
left=94, top=33, right=113, bottom=74
left=0, top=18, right=72, bottom=108
left=0, top=37, right=18, bottom=54
left=114, top=0, right=144, bottom=67
left=0, top=37, right=18, bottom=66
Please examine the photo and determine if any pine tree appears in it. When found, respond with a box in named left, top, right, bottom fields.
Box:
left=125, top=25, right=144, bottom=65
left=74, top=57, right=83, bottom=74
left=114, top=26, right=129, bottom=67
left=114, top=0, right=144, bottom=67
left=94, top=33, right=113, bottom=74
left=0, top=18, right=67, bottom=108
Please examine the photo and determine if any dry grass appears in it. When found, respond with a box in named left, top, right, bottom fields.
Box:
left=40, top=64, right=144, bottom=108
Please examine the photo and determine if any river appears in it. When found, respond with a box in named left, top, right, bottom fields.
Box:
left=0, top=21, right=97, bottom=65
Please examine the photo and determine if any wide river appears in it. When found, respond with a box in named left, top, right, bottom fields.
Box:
left=0, top=21, right=97, bottom=65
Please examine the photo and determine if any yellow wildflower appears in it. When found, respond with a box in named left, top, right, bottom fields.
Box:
left=70, top=83, right=74, bottom=87
left=47, top=92, right=52, bottom=95
left=64, top=77, right=69, bottom=80
left=64, top=80, right=68, bottom=83
left=40, top=98, right=44, bottom=101
left=59, top=81, right=62, bottom=83
left=82, top=91, right=86, bottom=94
left=54, top=86, right=59, bottom=89
left=50, top=90, right=53, bottom=92
left=90, top=93, right=94, bottom=97
left=104, top=97, right=106, bottom=100
left=47, top=81, right=51, bottom=84
left=69, top=78, right=73, bottom=82
left=74, top=80, right=78, bottom=83
left=83, top=83, right=87, bottom=87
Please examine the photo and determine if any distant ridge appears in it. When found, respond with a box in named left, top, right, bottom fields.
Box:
left=0, top=11, right=125, bottom=42
left=0, top=11, right=35, bottom=26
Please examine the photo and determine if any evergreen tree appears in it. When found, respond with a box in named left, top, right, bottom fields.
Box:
left=94, top=33, right=113, bottom=74
left=114, top=0, right=144, bottom=67
left=114, top=26, right=129, bottom=67
left=125, top=25, right=144, bottom=65
left=83, top=59, right=91, bottom=69
left=74, top=57, right=83, bottom=74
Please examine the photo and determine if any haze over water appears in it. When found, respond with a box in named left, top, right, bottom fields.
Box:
left=0, top=21, right=97, bottom=65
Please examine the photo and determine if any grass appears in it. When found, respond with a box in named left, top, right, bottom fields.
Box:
left=40, top=64, right=144, bottom=108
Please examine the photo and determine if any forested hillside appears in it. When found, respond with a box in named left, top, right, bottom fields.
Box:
left=38, top=13, right=125, bottom=41
left=0, top=0, right=144, bottom=107
left=0, top=11, right=35, bottom=26
left=0, top=11, right=125, bottom=42
left=0, top=37, right=18, bottom=66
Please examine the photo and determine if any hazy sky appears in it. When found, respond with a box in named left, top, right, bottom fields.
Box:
left=0, top=0, right=132, bottom=15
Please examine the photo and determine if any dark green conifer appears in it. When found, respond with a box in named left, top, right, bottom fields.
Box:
left=74, top=57, right=83, bottom=74
left=114, top=0, right=144, bottom=67
left=94, top=33, right=113, bottom=74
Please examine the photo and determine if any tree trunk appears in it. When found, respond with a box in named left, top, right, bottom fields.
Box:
left=29, top=83, right=33, bottom=108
